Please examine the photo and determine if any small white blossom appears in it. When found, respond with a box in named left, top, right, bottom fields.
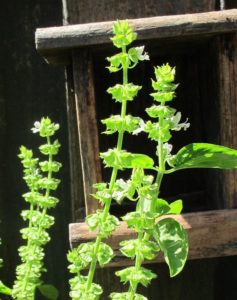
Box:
left=132, top=119, right=146, bottom=135
left=169, top=112, right=190, bottom=131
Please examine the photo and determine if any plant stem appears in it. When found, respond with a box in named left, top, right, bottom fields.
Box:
left=128, top=109, right=166, bottom=300
left=85, top=46, right=128, bottom=293
left=20, top=136, right=53, bottom=299
left=129, top=231, right=143, bottom=300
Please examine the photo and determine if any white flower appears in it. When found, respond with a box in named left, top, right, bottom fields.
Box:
left=169, top=112, right=190, bottom=131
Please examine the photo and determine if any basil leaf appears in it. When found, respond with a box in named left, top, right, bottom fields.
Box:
left=169, top=199, right=183, bottom=214
left=37, top=284, right=59, bottom=300
left=170, top=143, right=237, bottom=170
left=0, top=281, right=12, bottom=295
left=97, top=243, right=114, bottom=266
left=154, top=218, right=188, bottom=277
left=101, top=149, right=154, bottom=169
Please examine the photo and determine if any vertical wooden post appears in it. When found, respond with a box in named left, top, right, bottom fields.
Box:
left=218, top=34, right=237, bottom=208
left=65, top=65, right=86, bottom=221
left=72, top=49, right=102, bottom=215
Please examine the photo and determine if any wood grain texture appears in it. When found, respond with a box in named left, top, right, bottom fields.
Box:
left=64, top=65, right=86, bottom=221
left=217, top=34, right=237, bottom=209
left=36, top=9, right=237, bottom=65
left=69, top=209, right=237, bottom=266
left=72, top=49, right=102, bottom=215
left=62, top=0, right=216, bottom=25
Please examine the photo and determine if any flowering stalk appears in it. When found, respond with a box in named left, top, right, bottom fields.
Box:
left=12, top=118, right=61, bottom=300
left=111, top=64, right=190, bottom=300
left=67, top=20, right=149, bottom=300
left=68, top=20, right=237, bottom=300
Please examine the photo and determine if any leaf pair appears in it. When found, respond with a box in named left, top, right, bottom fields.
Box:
left=101, top=149, right=154, bottom=170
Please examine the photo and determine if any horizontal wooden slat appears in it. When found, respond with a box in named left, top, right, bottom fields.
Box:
left=36, top=9, right=237, bottom=65
left=69, top=209, right=237, bottom=267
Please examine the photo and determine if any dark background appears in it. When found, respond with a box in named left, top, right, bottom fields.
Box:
left=1, top=1, right=237, bottom=299
left=0, top=1, right=70, bottom=298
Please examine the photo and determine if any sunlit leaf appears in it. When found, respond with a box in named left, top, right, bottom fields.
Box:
left=154, top=218, right=188, bottom=277
left=100, top=149, right=154, bottom=169
left=0, top=281, right=12, bottom=295
left=168, top=200, right=183, bottom=214
left=97, top=243, right=114, bottom=266
left=170, top=143, right=237, bottom=170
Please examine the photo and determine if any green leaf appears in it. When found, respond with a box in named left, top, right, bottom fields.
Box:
left=112, top=179, right=133, bottom=204
left=120, top=239, right=160, bottom=260
left=123, top=211, right=156, bottom=231
left=37, top=284, right=59, bottom=300
left=116, top=266, right=156, bottom=288
left=150, top=91, right=176, bottom=102
left=154, top=64, right=176, bottom=83
left=128, top=46, right=149, bottom=63
left=100, top=149, right=154, bottom=169
left=100, top=214, right=120, bottom=238
left=97, top=243, right=114, bottom=266
left=69, top=277, right=102, bottom=300
left=110, top=292, right=147, bottom=300
left=111, top=20, right=137, bottom=48
left=0, top=281, right=12, bottom=295
left=39, top=140, right=60, bottom=155
left=107, top=53, right=130, bottom=70
left=120, top=239, right=137, bottom=258
left=86, top=212, right=100, bottom=231
left=169, top=200, right=183, bottom=214
left=154, top=218, right=188, bottom=277
left=155, top=198, right=170, bottom=215
left=128, top=153, right=154, bottom=169
left=92, top=183, right=111, bottom=204
left=32, top=117, right=59, bottom=137
left=39, top=161, right=62, bottom=173
left=38, top=177, right=60, bottom=190
left=107, top=83, right=141, bottom=102
left=145, top=120, right=171, bottom=142
left=102, top=115, right=141, bottom=135
left=146, top=105, right=176, bottom=118
left=170, top=143, right=237, bottom=170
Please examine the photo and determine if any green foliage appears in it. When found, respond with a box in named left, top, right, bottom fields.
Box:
left=37, top=284, right=59, bottom=300
left=100, top=149, right=154, bottom=169
left=116, top=266, right=157, bottom=288
left=9, top=117, right=61, bottom=300
left=120, top=239, right=159, bottom=260
left=102, top=115, right=142, bottom=135
left=67, top=19, right=237, bottom=300
left=0, top=281, right=12, bottom=295
left=86, top=210, right=119, bottom=237
left=107, top=83, right=142, bottom=102
left=97, top=243, right=114, bottom=266
left=110, top=292, right=147, bottom=300
left=67, top=19, right=148, bottom=300
left=154, top=218, right=188, bottom=277
left=69, top=275, right=102, bottom=300
left=111, top=20, right=137, bottom=48
left=170, top=143, right=237, bottom=170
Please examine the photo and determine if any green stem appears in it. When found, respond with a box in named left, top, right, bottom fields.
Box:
left=129, top=232, right=143, bottom=300
left=20, top=136, right=53, bottom=299
left=128, top=107, right=167, bottom=300
left=85, top=46, right=128, bottom=293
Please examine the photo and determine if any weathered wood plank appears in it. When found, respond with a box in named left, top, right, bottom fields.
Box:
left=63, top=0, right=216, bottom=25
left=64, top=65, right=86, bottom=221
left=217, top=34, right=237, bottom=209
left=36, top=9, right=237, bottom=65
left=69, top=209, right=237, bottom=266
left=72, top=49, right=102, bottom=215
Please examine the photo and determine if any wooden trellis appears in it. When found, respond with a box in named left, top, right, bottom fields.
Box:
left=36, top=9, right=237, bottom=265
